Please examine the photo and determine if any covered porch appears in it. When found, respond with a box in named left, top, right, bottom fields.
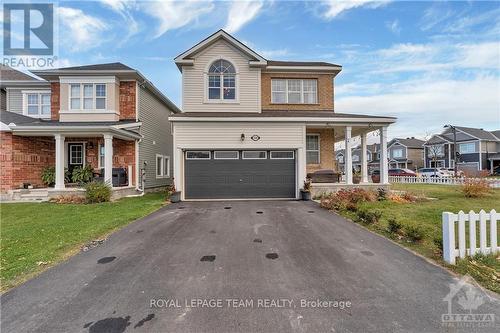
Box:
left=305, top=122, right=391, bottom=195
left=2, top=123, right=142, bottom=200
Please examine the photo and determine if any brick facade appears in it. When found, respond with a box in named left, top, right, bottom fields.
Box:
left=119, top=81, right=136, bottom=120
left=261, top=72, right=334, bottom=111
left=67, top=137, right=136, bottom=185
left=0, top=134, right=136, bottom=192
left=306, top=128, right=337, bottom=173
left=50, top=82, right=60, bottom=120
left=0, top=132, right=55, bottom=192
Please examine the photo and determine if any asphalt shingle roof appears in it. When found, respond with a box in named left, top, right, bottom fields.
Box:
left=392, top=137, right=425, bottom=148
left=267, top=60, right=341, bottom=68
left=453, top=126, right=499, bottom=141
left=0, top=65, right=40, bottom=81
left=0, top=111, right=137, bottom=127
left=51, top=62, right=135, bottom=71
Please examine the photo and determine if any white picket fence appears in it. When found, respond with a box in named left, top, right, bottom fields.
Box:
left=442, top=210, right=499, bottom=264
left=389, top=176, right=500, bottom=188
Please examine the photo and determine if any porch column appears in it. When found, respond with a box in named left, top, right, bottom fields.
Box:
left=380, top=126, right=389, bottom=184
left=54, top=134, right=65, bottom=190
left=361, top=132, right=368, bottom=183
left=104, top=134, right=113, bottom=186
left=345, top=126, right=353, bottom=184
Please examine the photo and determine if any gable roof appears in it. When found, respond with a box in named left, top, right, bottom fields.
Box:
left=174, top=29, right=267, bottom=70
left=491, top=130, right=500, bottom=140
left=1, top=65, right=39, bottom=81
left=174, top=30, right=342, bottom=73
left=425, top=134, right=451, bottom=145
left=453, top=126, right=499, bottom=141
left=390, top=137, right=425, bottom=149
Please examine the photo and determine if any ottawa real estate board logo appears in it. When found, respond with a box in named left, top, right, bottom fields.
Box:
left=2, top=3, right=57, bottom=68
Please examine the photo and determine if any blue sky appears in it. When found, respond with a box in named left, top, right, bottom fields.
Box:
left=3, top=1, right=500, bottom=140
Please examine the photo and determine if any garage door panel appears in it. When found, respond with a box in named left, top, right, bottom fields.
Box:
left=185, top=150, right=296, bottom=199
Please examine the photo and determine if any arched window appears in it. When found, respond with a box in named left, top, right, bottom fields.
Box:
left=208, top=59, right=236, bottom=100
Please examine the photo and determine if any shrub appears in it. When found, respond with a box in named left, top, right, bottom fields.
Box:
left=404, top=224, right=425, bottom=242
left=377, top=188, right=387, bottom=201
left=387, top=218, right=402, bottom=233
left=461, top=179, right=491, bottom=198
left=320, top=188, right=376, bottom=212
left=302, top=178, right=312, bottom=192
left=85, top=181, right=111, bottom=203
left=41, top=166, right=55, bottom=186
left=356, top=208, right=382, bottom=224
left=72, top=164, right=94, bottom=184
left=50, top=194, right=86, bottom=204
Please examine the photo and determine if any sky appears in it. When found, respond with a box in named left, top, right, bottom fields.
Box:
left=2, top=0, right=500, bottom=141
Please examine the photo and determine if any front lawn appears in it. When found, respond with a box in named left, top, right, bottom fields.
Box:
left=0, top=193, right=167, bottom=291
left=326, top=184, right=500, bottom=293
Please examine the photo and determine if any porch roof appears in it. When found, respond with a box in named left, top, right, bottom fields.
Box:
left=169, top=110, right=396, bottom=124
left=1, top=111, right=141, bottom=140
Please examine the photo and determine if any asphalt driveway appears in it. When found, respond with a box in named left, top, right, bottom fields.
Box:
left=1, top=201, right=499, bottom=333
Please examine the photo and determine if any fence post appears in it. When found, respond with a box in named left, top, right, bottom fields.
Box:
left=458, top=211, right=466, bottom=258
left=468, top=210, right=476, bottom=256
left=479, top=210, right=487, bottom=254
left=490, top=209, right=497, bottom=254
left=442, top=212, right=456, bottom=264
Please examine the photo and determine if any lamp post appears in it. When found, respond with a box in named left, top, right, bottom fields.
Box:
left=444, top=124, right=457, bottom=177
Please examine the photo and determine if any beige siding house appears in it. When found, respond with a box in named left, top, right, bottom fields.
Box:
left=170, top=30, right=396, bottom=200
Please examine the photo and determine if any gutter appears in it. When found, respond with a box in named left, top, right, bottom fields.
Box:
left=168, top=116, right=397, bottom=124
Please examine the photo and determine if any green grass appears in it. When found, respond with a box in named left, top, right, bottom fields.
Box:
left=331, top=184, right=500, bottom=293
left=0, top=193, right=168, bottom=291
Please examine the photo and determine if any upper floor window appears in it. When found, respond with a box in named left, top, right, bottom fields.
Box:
left=271, top=79, right=317, bottom=104
left=23, top=91, right=51, bottom=118
left=208, top=59, right=236, bottom=101
left=392, top=148, right=403, bottom=158
left=459, top=142, right=476, bottom=154
left=70, top=83, right=106, bottom=110
left=427, top=144, right=444, bottom=157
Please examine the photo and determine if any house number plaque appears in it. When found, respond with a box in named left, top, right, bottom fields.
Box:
left=251, top=135, right=260, bottom=141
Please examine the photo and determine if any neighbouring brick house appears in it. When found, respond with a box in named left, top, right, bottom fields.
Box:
left=0, top=64, right=180, bottom=200
left=169, top=30, right=396, bottom=200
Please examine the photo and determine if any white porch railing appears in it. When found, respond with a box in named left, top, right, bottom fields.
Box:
left=442, top=210, right=499, bottom=264
left=389, top=176, right=500, bottom=188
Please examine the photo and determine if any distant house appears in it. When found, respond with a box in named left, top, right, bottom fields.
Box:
left=387, top=137, right=425, bottom=170
left=423, top=126, right=500, bottom=174
left=336, top=143, right=380, bottom=173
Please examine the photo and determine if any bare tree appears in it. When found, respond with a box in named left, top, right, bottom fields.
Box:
left=423, top=132, right=445, bottom=176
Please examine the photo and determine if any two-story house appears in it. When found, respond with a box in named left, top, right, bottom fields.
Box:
left=169, top=30, right=396, bottom=200
left=423, top=126, right=500, bottom=174
left=336, top=143, right=380, bottom=174
left=0, top=63, right=179, bottom=200
left=387, top=137, right=425, bottom=170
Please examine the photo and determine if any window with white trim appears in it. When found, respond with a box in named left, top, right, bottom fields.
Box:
left=156, top=154, right=170, bottom=178
left=337, top=155, right=344, bottom=163
left=98, top=144, right=105, bottom=169
left=214, top=151, right=239, bottom=159
left=459, top=142, right=476, bottom=154
left=270, top=151, right=294, bottom=159
left=186, top=151, right=211, bottom=159
left=271, top=79, right=317, bottom=104
left=70, top=83, right=106, bottom=110
left=208, top=59, right=236, bottom=101
left=242, top=151, right=267, bottom=159
left=306, top=134, right=320, bottom=164
left=24, top=92, right=51, bottom=117
left=392, top=148, right=403, bottom=158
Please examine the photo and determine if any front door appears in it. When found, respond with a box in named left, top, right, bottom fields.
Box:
left=68, top=143, right=84, bottom=174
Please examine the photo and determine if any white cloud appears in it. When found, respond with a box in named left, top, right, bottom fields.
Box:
left=224, top=0, right=264, bottom=33
left=100, top=0, right=139, bottom=38
left=320, top=0, right=390, bottom=20
left=419, top=4, right=455, bottom=31
left=57, top=7, right=110, bottom=52
left=140, top=1, right=215, bottom=38
left=386, top=19, right=401, bottom=35
left=337, top=75, right=500, bottom=139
